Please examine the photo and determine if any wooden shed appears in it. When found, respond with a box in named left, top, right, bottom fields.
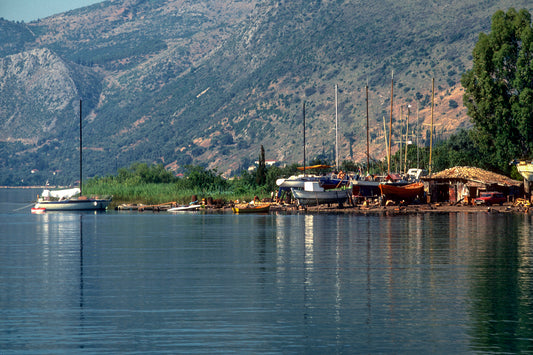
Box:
left=423, top=166, right=521, bottom=204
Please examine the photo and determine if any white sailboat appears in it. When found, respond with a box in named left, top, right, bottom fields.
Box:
left=32, top=100, right=111, bottom=213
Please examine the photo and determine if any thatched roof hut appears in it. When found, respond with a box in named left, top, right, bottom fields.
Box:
left=423, top=166, right=521, bottom=203
left=428, top=166, right=520, bottom=187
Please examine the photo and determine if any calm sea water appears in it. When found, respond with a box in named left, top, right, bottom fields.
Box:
left=1, top=188, right=533, bottom=353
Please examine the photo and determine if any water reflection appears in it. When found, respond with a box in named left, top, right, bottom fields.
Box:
left=467, top=213, right=533, bottom=352
left=3, top=203, right=533, bottom=352
left=271, top=212, right=533, bottom=352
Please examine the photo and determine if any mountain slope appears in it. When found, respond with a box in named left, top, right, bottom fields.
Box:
left=0, top=0, right=531, bottom=185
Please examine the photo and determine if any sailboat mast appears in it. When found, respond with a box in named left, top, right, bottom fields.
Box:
left=429, top=78, right=435, bottom=175
left=383, top=116, right=389, bottom=171
left=388, top=71, right=394, bottom=174
left=404, top=105, right=410, bottom=174
left=79, top=99, right=83, bottom=196
left=366, top=84, right=369, bottom=174
left=399, top=106, right=403, bottom=174
left=335, top=84, right=339, bottom=171
left=303, top=101, right=306, bottom=177
left=416, top=103, right=419, bottom=169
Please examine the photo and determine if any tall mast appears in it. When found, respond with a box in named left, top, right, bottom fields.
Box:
left=404, top=104, right=410, bottom=174
left=388, top=71, right=394, bottom=174
left=429, top=78, right=435, bottom=175
left=79, top=99, right=83, bottom=196
left=383, top=116, right=389, bottom=171
left=335, top=84, right=339, bottom=171
left=399, top=106, right=403, bottom=174
left=303, top=101, right=306, bottom=177
left=366, top=83, right=370, bottom=174
left=416, top=103, right=420, bottom=169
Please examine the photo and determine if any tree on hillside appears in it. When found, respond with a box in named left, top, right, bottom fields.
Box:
left=461, top=8, right=533, bottom=174
left=255, top=145, right=267, bottom=186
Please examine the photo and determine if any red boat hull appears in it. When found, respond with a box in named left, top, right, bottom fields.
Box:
left=379, top=182, right=424, bottom=200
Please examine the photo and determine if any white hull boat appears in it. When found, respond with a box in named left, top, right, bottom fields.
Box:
left=291, top=182, right=351, bottom=206
left=517, top=161, right=533, bottom=181
left=31, top=101, right=112, bottom=213
left=33, top=197, right=111, bottom=211
left=168, top=204, right=202, bottom=212
left=276, top=175, right=320, bottom=188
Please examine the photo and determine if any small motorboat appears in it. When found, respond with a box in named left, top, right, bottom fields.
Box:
left=232, top=205, right=270, bottom=213
left=168, top=204, right=202, bottom=212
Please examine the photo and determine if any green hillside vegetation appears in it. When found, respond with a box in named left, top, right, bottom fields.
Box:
left=0, top=1, right=532, bottom=186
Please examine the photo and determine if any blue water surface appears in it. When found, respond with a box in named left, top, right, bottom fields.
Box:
left=1, top=188, right=533, bottom=353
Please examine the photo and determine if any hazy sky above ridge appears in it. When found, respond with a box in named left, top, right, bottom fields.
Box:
left=1, top=0, right=105, bottom=22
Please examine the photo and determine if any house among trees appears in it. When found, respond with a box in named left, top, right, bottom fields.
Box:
left=423, top=166, right=521, bottom=204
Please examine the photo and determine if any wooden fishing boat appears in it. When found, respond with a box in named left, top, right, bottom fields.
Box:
left=379, top=182, right=424, bottom=200
left=232, top=205, right=270, bottom=213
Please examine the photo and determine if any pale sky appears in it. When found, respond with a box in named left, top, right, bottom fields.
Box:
left=0, top=0, right=105, bottom=22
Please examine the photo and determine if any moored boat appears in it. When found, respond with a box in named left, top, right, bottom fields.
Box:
left=33, top=197, right=112, bottom=211
left=379, top=182, right=424, bottom=201
left=33, top=188, right=111, bottom=211
left=232, top=205, right=270, bottom=213
left=32, top=101, right=112, bottom=212
left=30, top=207, right=46, bottom=214
left=168, top=204, right=202, bottom=212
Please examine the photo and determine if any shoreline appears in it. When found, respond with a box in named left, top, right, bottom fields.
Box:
left=132, top=201, right=530, bottom=215
left=280, top=203, right=528, bottom=215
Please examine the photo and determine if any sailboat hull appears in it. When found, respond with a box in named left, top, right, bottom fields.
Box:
left=34, top=198, right=111, bottom=211
left=291, top=188, right=351, bottom=206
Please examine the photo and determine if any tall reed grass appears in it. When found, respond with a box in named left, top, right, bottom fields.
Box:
left=83, top=163, right=291, bottom=207
left=84, top=181, right=268, bottom=206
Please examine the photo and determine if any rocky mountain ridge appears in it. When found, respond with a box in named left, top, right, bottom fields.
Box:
left=0, top=0, right=531, bottom=185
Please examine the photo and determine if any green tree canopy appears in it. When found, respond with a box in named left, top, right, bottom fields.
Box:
left=461, top=8, right=533, bottom=174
